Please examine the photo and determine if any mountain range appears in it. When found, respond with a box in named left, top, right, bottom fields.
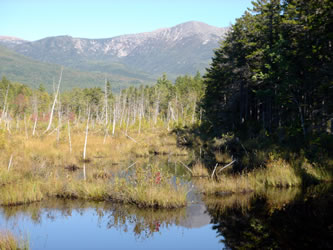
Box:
left=0, top=21, right=228, bottom=90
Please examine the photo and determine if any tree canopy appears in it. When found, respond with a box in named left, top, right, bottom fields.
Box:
left=202, top=0, right=332, bottom=152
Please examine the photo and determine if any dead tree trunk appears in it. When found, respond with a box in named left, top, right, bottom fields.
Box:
left=1, top=83, right=10, bottom=122
left=45, top=68, right=63, bottom=133
left=104, top=79, right=108, bottom=126
left=68, top=120, right=72, bottom=154
left=83, top=107, right=90, bottom=161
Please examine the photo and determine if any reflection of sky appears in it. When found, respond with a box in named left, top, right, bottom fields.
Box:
left=0, top=206, right=223, bottom=250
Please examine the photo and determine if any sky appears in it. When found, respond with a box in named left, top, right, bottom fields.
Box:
left=1, top=0, right=254, bottom=41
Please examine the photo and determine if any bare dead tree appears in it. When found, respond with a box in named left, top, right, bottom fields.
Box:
left=44, top=67, right=63, bottom=133
left=83, top=106, right=90, bottom=161
left=7, top=154, right=13, bottom=171
left=104, top=78, right=108, bottom=126
left=68, top=120, right=72, bottom=154
left=1, top=83, right=10, bottom=122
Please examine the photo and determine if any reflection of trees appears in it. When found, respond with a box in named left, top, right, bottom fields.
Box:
left=105, top=204, right=186, bottom=239
left=0, top=199, right=186, bottom=239
left=206, top=185, right=333, bottom=249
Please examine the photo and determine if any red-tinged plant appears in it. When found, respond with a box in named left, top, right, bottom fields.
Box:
left=155, top=172, right=161, bottom=184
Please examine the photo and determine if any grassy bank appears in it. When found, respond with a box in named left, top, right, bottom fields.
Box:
left=175, top=127, right=333, bottom=195
left=194, top=158, right=332, bottom=195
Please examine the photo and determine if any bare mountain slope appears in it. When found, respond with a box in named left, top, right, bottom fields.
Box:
left=0, top=21, right=228, bottom=82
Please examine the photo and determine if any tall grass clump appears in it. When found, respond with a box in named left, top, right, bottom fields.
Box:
left=301, top=161, right=333, bottom=183
left=32, top=164, right=188, bottom=209
left=254, top=159, right=302, bottom=187
left=0, top=231, right=29, bottom=250
left=0, top=180, right=43, bottom=206
left=193, top=174, right=254, bottom=195
left=195, top=158, right=303, bottom=195
left=120, top=164, right=188, bottom=208
left=192, top=161, right=209, bottom=177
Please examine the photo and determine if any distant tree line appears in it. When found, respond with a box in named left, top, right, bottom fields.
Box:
left=0, top=72, right=204, bottom=133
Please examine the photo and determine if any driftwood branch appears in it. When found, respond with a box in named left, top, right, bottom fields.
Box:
left=178, top=160, right=193, bottom=174
left=211, top=163, right=219, bottom=179
left=123, top=131, right=138, bottom=144
left=122, top=161, right=137, bottom=173
left=7, top=154, right=13, bottom=171
left=217, top=160, right=236, bottom=174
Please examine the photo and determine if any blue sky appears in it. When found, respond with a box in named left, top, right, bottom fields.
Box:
left=2, top=0, right=254, bottom=41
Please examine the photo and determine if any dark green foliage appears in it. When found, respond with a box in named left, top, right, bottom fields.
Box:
left=202, top=0, right=333, bottom=157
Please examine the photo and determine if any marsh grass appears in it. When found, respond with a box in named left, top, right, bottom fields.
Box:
left=0, top=123, right=190, bottom=208
left=0, top=179, right=43, bottom=206
left=192, top=161, right=209, bottom=177
left=0, top=161, right=187, bottom=209
left=203, top=186, right=302, bottom=216
left=193, top=174, right=254, bottom=195
left=49, top=165, right=188, bottom=208
left=255, top=159, right=302, bottom=187
left=195, top=159, right=303, bottom=195
left=0, top=231, right=29, bottom=250
left=301, top=162, right=333, bottom=182
left=119, top=164, right=188, bottom=208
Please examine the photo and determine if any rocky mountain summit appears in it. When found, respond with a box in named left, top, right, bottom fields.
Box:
left=0, top=21, right=228, bottom=83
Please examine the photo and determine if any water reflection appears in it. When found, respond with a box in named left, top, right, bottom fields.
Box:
left=1, top=184, right=332, bottom=249
left=205, top=184, right=333, bottom=249
left=72, top=155, right=194, bottom=181
left=0, top=199, right=218, bottom=249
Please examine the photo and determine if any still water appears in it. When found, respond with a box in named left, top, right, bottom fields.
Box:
left=1, top=184, right=332, bottom=249
left=0, top=200, right=220, bottom=250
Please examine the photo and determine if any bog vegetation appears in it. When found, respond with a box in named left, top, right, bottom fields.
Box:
left=0, top=72, right=203, bottom=208
left=0, top=0, right=332, bottom=212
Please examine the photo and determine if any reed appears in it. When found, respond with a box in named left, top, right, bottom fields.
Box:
left=0, top=180, right=43, bottom=206
left=192, top=161, right=209, bottom=177
left=0, top=231, right=29, bottom=250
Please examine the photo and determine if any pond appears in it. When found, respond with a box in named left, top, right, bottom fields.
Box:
left=1, top=184, right=332, bottom=249
left=0, top=200, right=219, bottom=250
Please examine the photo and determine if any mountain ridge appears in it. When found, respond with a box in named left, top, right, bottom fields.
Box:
left=0, top=21, right=228, bottom=85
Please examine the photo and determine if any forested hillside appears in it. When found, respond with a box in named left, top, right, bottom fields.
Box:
left=0, top=46, right=153, bottom=91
